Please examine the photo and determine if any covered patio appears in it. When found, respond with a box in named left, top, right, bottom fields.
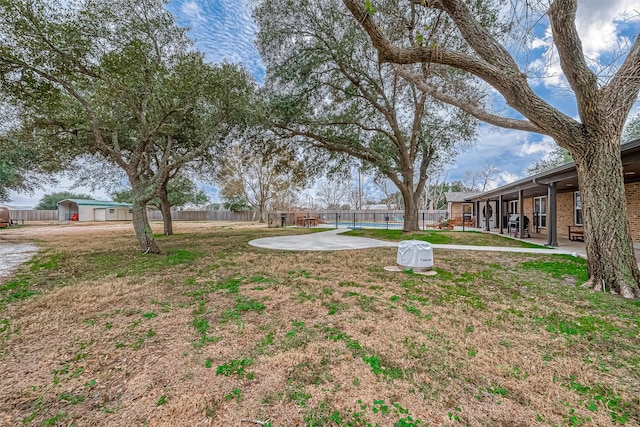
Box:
left=463, top=138, right=640, bottom=248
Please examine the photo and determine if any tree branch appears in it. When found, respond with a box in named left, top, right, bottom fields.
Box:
left=341, top=0, right=583, bottom=142
left=603, top=35, right=640, bottom=123
left=396, top=67, right=544, bottom=134
left=548, top=0, right=599, bottom=126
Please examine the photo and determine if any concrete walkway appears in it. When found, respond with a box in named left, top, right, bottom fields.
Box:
left=0, top=240, right=38, bottom=280
left=248, top=228, right=579, bottom=256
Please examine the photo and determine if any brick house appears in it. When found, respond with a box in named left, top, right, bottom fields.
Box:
left=455, top=138, right=640, bottom=246
left=444, top=192, right=480, bottom=224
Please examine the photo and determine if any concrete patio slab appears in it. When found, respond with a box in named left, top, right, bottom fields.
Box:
left=248, top=228, right=398, bottom=251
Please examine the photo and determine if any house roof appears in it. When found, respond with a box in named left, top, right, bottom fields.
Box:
left=58, top=199, right=132, bottom=208
left=466, top=138, right=640, bottom=202
left=444, top=192, right=481, bottom=203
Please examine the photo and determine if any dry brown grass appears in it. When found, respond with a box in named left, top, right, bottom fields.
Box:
left=0, top=222, right=639, bottom=426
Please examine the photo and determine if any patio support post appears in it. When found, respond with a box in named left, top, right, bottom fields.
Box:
left=498, top=195, right=504, bottom=234
left=547, top=182, right=558, bottom=247
left=475, top=201, right=480, bottom=228
left=484, top=199, right=490, bottom=231
left=518, top=190, right=524, bottom=238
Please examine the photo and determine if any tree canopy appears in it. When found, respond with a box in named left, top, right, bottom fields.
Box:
left=254, top=0, right=477, bottom=231
left=0, top=134, right=46, bottom=202
left=112, top=176, right=209, bottom=210
left=0, top=0, right=254, bottom=252
left=623, top=113, right=640, bottom=142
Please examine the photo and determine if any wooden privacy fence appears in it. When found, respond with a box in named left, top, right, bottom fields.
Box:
left=9, top=210, right=57, bottom=221
left=147, top=210, right=258, bottom=222
left=6, top=210, right=258, bottom=222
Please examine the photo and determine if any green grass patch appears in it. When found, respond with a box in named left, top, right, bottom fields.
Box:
left=521, top=255, right=588, bottom=285
left=362, top=354, right=402, bottom=378
left=544, top=313, right=622, bottom=339
left=562, top=376, right=635, bottom=424
left=0, top=251, right=71, bottom=311
left=216, top=358, right=253, bottom=378
left=85, top=248, right=204, bottom=277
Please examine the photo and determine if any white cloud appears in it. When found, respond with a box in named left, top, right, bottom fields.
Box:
left=530, top=37, right=547, bottom=50
left=497, top=171, right=520, bottom=186
left=167, top=0, right=265, bottom=81
left=525, top=1, right=638, bottom=91
left=518, top=136, right=555, bottom=157
left=575, top=0, right=639, bottom=57
left=181, top=1, right=205, bottom=23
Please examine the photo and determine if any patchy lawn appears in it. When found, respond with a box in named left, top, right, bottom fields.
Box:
left=0, top=223, right=638, bottom=426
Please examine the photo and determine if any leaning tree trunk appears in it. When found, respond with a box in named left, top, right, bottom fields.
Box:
left=158, top=184, right=173, bottom=235
left=131, top=198, right=161, bottom=254
left=573, top=137, right=640, bottom=298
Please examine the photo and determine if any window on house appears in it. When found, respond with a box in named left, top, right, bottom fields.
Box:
left=109, top=209, right=115, bottom=214
left=509, top=200, right=518, bottom=214
left=575, top=191, right=583, bottom=225
left=534, top=196, right=547, bottom=228
left=129, top=209, right=133, bottom=214
left=462, top=203, right=473, bottom=218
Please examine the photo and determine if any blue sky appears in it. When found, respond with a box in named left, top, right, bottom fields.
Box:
left=169, top=0, right=640, bottom=192
left=7, top=0, right=640, bottom=207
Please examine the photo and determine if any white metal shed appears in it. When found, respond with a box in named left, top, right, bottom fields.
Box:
left=57, top=199, right=133, bottom=222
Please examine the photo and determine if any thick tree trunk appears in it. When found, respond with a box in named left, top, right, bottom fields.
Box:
left=159, top=184, right=173, bottom=235
left=400, top=187, right=420, bottom=232
left=131, top=199, right=161, bottom=254
left=573, top=137, right=640, bottom=298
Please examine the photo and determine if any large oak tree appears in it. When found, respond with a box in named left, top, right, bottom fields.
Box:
left=343, top=0, right=640, bottom=297
left=254, top=0, right=477, bottom=231
left=0, top=0, right=253, bottom=253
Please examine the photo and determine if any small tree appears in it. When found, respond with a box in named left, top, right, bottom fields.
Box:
left=462, top=164, right=500, bottom=192
left=375, top=178, right=396, bottom=210
left=316, top=178, right=349, bottom=210
left=112, top=175, right=209, bottom=235
left=214, top=130, right=306, bottom=222
left=222, top=195, right=250, bottom=212
left=423, top=166, right=449, bottom=210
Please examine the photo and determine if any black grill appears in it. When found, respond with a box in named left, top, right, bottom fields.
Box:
left=508, top=214, right=530, bottom=238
